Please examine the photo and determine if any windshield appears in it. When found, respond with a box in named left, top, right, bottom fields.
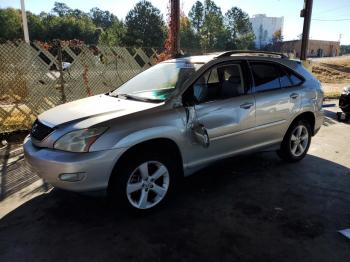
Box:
left=110, top=62, right=203, bottom=102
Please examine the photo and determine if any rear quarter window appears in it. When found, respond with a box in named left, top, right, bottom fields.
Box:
left=250, top=61, right=304, bottom=92
left=250, top=63, right=281, bottom=92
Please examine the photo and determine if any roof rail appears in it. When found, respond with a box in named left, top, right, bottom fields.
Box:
left=215, top=50, right=288, bottom=59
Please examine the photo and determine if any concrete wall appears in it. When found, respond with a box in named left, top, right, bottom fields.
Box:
left=250, top=14, right=284, bottom=49
left=282, top=40, right=341, bottom=58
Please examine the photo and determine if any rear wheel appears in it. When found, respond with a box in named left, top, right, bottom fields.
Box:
left=108, top=150, right=178, bottom=212
left=277, top=120, right=311, bottom=162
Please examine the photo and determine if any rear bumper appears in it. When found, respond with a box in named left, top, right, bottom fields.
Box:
left=314, top=109, right=324, bottom=135
left=23, top=137, right=125, bottom=192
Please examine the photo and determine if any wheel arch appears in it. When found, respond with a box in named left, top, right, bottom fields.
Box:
left=108, top=138, right=184, bottom=190
left=290, top=111, right=316, bottom=135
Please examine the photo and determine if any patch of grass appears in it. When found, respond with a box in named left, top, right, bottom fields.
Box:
left=324, top=91, right=341, bottom=100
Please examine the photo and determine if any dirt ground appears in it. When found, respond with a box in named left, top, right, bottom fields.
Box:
left=312, top=55, right=350, bottom=96
left=312, top=55, right=350, bottom=83
left=0, top=103, right=350, bottom=262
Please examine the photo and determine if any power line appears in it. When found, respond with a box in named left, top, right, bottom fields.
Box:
left=314, top=4, right=350, bottom=15
left=312, top=18, right=350, bottom=21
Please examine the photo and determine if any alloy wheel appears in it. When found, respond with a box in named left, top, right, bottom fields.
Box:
left=126, top=161, right=170, bottom=209
left=290, top=125, right=309, bottom=157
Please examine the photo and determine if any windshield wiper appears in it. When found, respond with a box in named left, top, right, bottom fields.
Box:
left=113, top=93, right=163, bottom=103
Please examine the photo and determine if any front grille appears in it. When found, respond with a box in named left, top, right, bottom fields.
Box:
left=30, top=119, right=54, bottom=141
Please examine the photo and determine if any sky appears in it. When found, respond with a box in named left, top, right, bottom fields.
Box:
left=1, top=0, right=350, bottom=44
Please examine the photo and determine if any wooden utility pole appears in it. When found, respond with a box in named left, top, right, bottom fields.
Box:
left=170, top=0, right=180, bottom=57
left=300, top=0, right=313, bottom=60
left=20, top=0, right=30, bottom=43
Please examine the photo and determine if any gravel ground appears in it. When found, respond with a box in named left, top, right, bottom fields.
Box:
left=0, top=103, right=350, bottom=262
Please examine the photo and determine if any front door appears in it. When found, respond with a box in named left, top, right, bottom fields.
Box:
left=183, top=61, right=256, bottom=165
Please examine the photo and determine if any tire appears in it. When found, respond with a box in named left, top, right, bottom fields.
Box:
left=108, top=149, right=179, bottom=213
left=277, top=119, right=312, bottom=163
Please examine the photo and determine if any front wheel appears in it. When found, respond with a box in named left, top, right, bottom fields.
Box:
left=108, top=151, right=177, bottom=212
left=277, top=120, right=311, bottom=162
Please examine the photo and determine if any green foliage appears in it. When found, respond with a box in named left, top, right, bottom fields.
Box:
left=263, top=29, right=284, bottom=52
left=123, top=1, right=166, bottom=47
left=52, top=2, right=72, bottom=17
left=27, top=12, right=45, bottom=41
left=0, top=8, right=22, bottom=41
left=225, top=7, right=255, bottom=49
left=89, top=7, right=118, bottom=29
left=187, top=0, right=254, bottom=51
left=189, top=1, right=204, bottom=33
left=180, top=16, right=200, bottom=50
left=44, top=15, right=100, bottom=43
left=0, top=0, right=255, bottom=51
left=272, top=29, right=283, bottom=43
left=341, top=45, right=350, bottom=55
left=200, top=0, right=229, bottom=51
left=99, top=20, right=126, bottom=46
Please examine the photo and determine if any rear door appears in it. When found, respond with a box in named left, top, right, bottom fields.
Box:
left=249, top=61, right=304, bottom=144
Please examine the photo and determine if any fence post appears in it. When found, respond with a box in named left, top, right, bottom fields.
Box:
left=54, top=39, right=66, bottom=103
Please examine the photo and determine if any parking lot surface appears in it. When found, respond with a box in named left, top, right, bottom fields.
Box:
left=0, top=106, right=350, bottom=262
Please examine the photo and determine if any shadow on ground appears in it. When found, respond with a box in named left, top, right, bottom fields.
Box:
left=324, top=109, right=350, bottom=127
left=1, top=152, right=350, bottom=262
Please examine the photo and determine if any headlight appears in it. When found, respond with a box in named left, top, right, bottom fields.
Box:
left=54, top=127, right=108, bottom=152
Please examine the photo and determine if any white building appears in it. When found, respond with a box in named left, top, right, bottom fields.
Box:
left=250, top=14, right=284, bottom=49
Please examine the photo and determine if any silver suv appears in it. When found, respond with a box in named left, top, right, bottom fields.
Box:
left=24, top=51, right=324, bottom=211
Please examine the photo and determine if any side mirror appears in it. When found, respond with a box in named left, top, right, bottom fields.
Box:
left=192, top=124, right=210, bottom=148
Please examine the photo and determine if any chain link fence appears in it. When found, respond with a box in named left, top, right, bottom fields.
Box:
left=0, top=40, right=162, bottom=133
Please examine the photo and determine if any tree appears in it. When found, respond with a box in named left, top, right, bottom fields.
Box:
left=180, top=16, right=200, bottom=50
left=71, top=9, right=88, bottom=19
left=225, top=7, right=255, bottom=49
left=45, top=15, right=100, bottom=44
left=52, top=2, right=72, bottom=17
left=27, top=11, right=45, bottom=41
left=263, top=30, right=268, bottom=43
left=258, top=24, right=264, bottom=49
left=89, top=7, right=118, bottom=29
left=99, top=20, right=126, bottom=46
left=341, top=45, right=350, bottom=55
left=271, top=29, right=283, bottom=51
left=200, top=0, right=228, bottom=51
left=123, top=0, right=166, bottom=47
left=188, top=1, right=204, bottom=33
left=0, top=8, right=22, bottom=41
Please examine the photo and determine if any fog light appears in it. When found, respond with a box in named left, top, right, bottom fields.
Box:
left=59, top=172, right=86, bottom=182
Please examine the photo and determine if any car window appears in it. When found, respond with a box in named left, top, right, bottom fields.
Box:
left=279, top=68, right=294, bottom=88
left=208, top=68, right=219, bottom=84
left=191, top=63, right=245, bottom=104
left=251, top=62, right=304, bottom=91
left=111, top=62, right=203, bottom=102
left=284, top=69, right=303, bottom=86
left=250, top=62, right=281, bottom=92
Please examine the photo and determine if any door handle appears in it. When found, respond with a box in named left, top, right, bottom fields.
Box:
left=290, top=93, right=299, bottom=99
left=240, top=102, right=254, bottom=109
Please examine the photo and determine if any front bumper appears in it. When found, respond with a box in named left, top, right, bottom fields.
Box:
left=23, top=138, right=125, bottom=192
left=339, top=93, right=350, bottom=113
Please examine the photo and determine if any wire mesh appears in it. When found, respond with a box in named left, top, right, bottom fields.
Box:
left=0, top=41, right=161, bottom=133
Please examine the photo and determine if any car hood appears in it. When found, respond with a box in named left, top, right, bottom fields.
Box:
left=38, top=94, right=162, bottom=127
